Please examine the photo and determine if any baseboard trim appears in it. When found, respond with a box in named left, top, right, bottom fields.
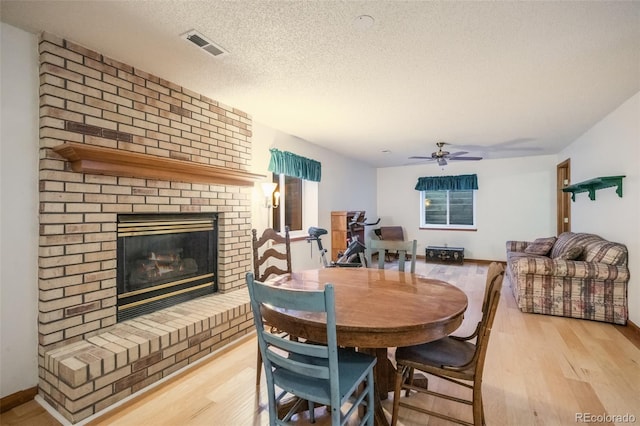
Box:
left=464, top=258, right=504, bottom=265
left=615, top=319, right=640, bottom=350
left=416, top=255, right=502, bottom=266
left=0, top=386, right=38, bottom=413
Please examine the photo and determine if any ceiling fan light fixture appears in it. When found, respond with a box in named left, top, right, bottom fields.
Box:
left=408, top=141, right=482, bottom=166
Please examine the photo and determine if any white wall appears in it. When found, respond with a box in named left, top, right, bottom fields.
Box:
left=377, top=155, right=558, bottom=261
left=559, top=91, right=640, bottom=325
left=0, top=23, right=40, bottom=398
left=250, top=122, right=377, bottom=270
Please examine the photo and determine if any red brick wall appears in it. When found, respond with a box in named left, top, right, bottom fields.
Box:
left=37, top=31, right=254, bottom=351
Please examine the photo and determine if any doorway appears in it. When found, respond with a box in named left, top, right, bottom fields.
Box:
left=557, top=159, right=571, bottom=235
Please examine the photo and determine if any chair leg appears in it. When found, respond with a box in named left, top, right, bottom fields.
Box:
left=391, top=364, right=408, bottom=426
left=308, top=401, right=315, bottom=423
left=256, top=343, right=262, bottom=386
left=367, top=369, right=375, bottom=426
left=405, top=367, right=414, bottom=397
left=473, top=383, right=484, bottom=426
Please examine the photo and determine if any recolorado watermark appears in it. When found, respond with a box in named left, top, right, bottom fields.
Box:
left=576, top=413, right=636, bottom=423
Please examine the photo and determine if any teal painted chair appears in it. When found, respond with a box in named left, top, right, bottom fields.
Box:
left=246, top=272, right=377, bottom=426
left=366, top=239, right=417, bottom=273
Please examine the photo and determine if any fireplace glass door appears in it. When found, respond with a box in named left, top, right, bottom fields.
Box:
left=117, top=213, right=218, bottom=321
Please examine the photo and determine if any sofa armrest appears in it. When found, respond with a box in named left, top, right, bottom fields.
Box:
left=506, top=240, right=530, bottom=253
left=512, top=257, right=630, bottom=281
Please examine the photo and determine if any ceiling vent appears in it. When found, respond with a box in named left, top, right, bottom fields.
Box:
left=182, top=30, right=228, bottom=58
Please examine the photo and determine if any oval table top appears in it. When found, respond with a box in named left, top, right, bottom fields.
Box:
left=262, top=267, right=468, bottom=348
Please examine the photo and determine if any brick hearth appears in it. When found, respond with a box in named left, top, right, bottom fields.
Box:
left=37, top=32, right=259, bottom=422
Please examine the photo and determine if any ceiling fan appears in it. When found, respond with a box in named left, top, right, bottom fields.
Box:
left=409, top=142, right=483, bottom=166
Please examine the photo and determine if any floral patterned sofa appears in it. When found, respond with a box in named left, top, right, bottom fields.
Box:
left=505, top=232, right=629, bottom=325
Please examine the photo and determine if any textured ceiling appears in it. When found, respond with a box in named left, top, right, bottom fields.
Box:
left=2, top=1, right=639, bottom=167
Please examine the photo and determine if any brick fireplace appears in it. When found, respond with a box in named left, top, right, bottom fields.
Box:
left=37, top=33, right=262, bottom=422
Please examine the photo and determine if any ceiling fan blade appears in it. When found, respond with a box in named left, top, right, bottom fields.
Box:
left=449, top=156, right=483, bottom=161
left=452, top=139, right=541, bottom=153
left=447, top=151, right=469, bottom=158
left=408, top=156, right=434, bottom=160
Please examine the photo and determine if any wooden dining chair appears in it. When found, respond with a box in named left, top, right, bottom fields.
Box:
left=246, top=272, right=377, bottom=426
left=252, top=227, right=291, bottom=282
left=366, top=239, right=417, bottom=273
left=390, top=262, right=505, bottom=426
left=252, top=227, right=291, bottom=386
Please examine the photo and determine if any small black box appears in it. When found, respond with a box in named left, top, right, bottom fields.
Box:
left=425, top=246, right=464, bottom=265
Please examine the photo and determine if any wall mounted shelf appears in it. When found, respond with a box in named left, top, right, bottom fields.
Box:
left=562, top=175, right=625, bottom=202
left=53, top=142, right=264, bottom=186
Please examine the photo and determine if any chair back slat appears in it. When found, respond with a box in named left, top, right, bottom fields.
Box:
left=255, top=228, right=288, bottom=246
left=265, top=349, right=331, bottom=380
left=256, top=248, right=289, bottom=264
left=251, top=280, right=329, bottom=313
left=262, top=332, right=329, bottom=358
left=259, top=266, right=290, bottom=281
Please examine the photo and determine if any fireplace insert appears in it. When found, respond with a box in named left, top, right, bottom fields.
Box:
left=117, top=213, right=218, bottom=321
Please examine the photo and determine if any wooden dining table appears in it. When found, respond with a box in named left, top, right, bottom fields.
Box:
left=262, top=267, right=468, bottom=426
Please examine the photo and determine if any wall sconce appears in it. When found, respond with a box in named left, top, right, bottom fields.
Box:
left=261, top=182, right=279, bottom=208
left=273, top=190, right=280, bottom=208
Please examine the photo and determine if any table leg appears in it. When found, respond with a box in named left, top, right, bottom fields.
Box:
left=373, top=348, right=395, bottom=398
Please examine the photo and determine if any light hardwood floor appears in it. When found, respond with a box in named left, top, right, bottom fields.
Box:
left=2, top=261, right=639, bottom=425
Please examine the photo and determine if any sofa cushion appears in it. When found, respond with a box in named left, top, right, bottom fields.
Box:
left=583, top=241, right=627, bottom=265
left=550, top=232, right=601, bottom=259
left=524, top=237, right=556, bottom=256
left=557, top=245, right=583, bottom=260
left=507, top=251, right=547, bottom=261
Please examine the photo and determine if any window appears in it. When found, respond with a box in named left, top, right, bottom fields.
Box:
left=266, top=148, right=320, bottom=236
left=420, top=190, right=476, bottom=230
left=271, top=174, right=318, bottom=236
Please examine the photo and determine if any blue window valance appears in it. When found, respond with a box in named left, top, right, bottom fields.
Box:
left=415, top=174, right=478, bottom=191
left=268, top=148, right=322, bottom=182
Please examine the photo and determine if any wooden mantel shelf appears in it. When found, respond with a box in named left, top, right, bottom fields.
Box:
left=53, top=142, right=264, bottom=187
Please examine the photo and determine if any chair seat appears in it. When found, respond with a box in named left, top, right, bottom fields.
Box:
left=275, top=349, right=377, bottom=405
left=395, top=337, right=475, bottom=372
